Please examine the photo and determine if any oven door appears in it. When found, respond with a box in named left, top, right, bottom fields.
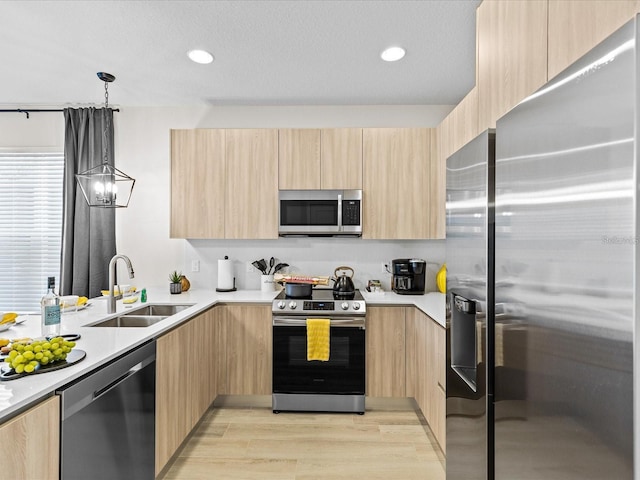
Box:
left=272, top=316, right=365, bottom=395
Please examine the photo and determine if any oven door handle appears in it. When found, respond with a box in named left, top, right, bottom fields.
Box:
left=273, top=316, right=365, bottom=328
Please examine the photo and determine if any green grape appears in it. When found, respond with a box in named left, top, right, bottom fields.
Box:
left=5, top=337, right=76, bottom=375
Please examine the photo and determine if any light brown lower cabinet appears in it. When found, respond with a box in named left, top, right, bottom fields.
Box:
left=0, top=396, right=59, bottom=480
left=366, top=306, right=406, bottom=397
left=406, top=306, right=446, bottom=451
left=217, top=304, right=272, bottom=395
left=155, top=308, right=217, bottom=475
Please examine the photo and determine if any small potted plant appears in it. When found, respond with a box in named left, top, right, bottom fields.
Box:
left=169, top=270, right=183, bottom=294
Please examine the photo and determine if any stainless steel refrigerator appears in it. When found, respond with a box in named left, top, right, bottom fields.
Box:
left=447, top=16, right=637, bottom=480
left=446, top=129, right=495, bottom=480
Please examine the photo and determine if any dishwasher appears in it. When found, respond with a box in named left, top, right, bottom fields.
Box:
left=57, top=340, right=156, bottom=480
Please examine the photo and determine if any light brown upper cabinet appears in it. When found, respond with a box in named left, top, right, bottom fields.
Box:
left=225, top=129, right=279, bottom=239
left=171, top=128, right=278, bottom=239
left=278, top=129, right=321, bottom=190
left=548, top=0, right=640, bottom=80
left=477, top=0, right=548, bottom=131
left=320, top=128, right=363, bottom=190
left=170, top=129, right=226, bottom=238
left=434, top=87, right=479, bottom=239
left=363, top=128, right=432, bottom=239
left=278, top=128, right=363, bottom=190
left=439, top=87, right=479, bottom=162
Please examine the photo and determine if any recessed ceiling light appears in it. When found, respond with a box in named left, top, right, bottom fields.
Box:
left=380, top=46, right=406, bottom=62
left=187, top=49, right=214, bottom=64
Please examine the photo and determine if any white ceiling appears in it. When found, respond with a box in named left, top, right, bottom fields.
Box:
left=0, top=0, right=480, bottom=108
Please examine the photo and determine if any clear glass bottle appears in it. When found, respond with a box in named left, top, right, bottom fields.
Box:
left=41, top=276, right=60, bottom=336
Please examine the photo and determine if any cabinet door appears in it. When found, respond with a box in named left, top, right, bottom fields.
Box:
left=409, top=307, right=446, bottom=451
left=477, top=0, right=548, bottom=130
left=432, top=321, right=446, bottom=451
left=225, top=129, right=278, bottom=239
left=321, top=128, right=363, bottom=190
left=170, top=129, right=225, bottom=238
left=189, top=309, right=216, bottom=425
left=1, top=396, right=59, bottom=479
left=363, top=128, right=431, bottom=239
left=548, top=0, right=640, bottom=79
left=278, top=129, right=321, bottom=190
left=156, top=310, right=216, bottom=474
left=366, top=306, right=406, bottom=397
left=405, top=307, right=427, bottom=406
left=223, top=304, right=272, bottom=395
left=405, top=309, right=417, bottom=399
left=156, top=320, right=190, bottom=474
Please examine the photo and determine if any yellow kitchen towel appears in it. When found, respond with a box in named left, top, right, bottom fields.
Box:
left=307, top=318, right=330, bottom=361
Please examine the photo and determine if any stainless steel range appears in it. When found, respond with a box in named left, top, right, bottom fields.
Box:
left=272, top=288, right=366, bottom=414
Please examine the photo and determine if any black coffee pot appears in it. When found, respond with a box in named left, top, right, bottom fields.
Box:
left=333, top=266, right=356, bottom=296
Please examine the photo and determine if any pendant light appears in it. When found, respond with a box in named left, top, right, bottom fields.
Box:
left=75, top=72, right=135, bottom=208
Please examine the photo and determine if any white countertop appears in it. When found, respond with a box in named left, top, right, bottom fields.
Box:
left=361, top=290, right=445, bottom=326
left=0, top=288, right=444, bottom=422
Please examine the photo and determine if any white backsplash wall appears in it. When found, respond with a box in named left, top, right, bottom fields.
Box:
left=183, top=238, right=445, bottom=293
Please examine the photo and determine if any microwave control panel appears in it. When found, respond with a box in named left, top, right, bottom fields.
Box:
left=342, top=200, right=361, bottom=226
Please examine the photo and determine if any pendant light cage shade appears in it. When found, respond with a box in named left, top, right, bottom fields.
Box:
left=74, top=71, right=136, bottom=208
left=76, top=163, right=135, bottom=208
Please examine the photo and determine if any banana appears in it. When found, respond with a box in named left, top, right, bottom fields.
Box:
left=77, top=296, right=88, bottom=306
left=0, top=313, right=18, bottom=325
left=436, top=264, right=446, bottom=293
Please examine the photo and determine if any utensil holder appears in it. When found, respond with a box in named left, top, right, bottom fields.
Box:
left=261, top=274, right=276, bottom=293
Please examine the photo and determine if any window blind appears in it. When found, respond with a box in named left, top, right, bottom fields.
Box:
left=0, top=152, right=64, bottom=312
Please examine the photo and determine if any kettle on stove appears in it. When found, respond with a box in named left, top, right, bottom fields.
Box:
left=333, top=266, right=356, bottom=297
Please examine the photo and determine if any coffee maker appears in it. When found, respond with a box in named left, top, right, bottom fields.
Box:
left=391, top=258, right=426, bottom=295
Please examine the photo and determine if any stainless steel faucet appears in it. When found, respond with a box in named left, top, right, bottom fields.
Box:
left=108, top=254, right=135, bottom=314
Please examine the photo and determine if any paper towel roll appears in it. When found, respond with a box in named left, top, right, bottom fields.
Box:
left=217, top=257, right=235, bottom=291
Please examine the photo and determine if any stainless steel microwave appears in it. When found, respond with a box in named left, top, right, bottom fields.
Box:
left=278, top=190, right=362, bottom=237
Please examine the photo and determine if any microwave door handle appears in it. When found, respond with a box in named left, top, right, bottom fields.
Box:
left=337, top=193, right=343, bottom=231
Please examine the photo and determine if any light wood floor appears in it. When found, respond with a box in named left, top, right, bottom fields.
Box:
left=160, top=403, right=445, bottom=479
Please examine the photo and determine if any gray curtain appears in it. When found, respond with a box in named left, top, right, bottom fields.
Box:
left=60, top=108, right=116, bottom=298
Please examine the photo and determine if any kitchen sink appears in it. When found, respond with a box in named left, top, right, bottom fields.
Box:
left=121, top=304, right=194, bottom=317
left=89, top=315, right=169, bottom=328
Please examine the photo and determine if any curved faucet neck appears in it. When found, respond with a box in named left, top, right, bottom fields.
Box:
left=107, top=254, right=135, bottom=314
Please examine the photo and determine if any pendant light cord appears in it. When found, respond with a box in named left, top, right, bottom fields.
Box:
left=102, top=81, right=110, bottom=166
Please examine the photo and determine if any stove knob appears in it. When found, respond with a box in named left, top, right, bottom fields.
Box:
left=277, top=301, right=286, bottom=310
left=353, top=303, right=361, bottom=310
left=289, top=301, right=297, bottom=310
left=341, top=302, right=349, bottom=310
